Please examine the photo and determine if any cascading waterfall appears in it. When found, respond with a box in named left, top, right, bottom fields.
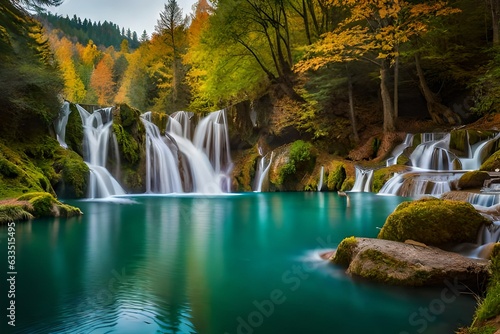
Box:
left=386, top=134, right=414, bottom=166
left=76, top=105, right=125, bottom=198
left=54, top=101, right=72, bottom=149
left=351, top=167, right=374, bottom=192
left=141, top=109, right=232, bottom=194
left=253, top=151, right=274, bottom=192
left=141, top=112, right=183, bottom=193
left=459, top=133, right=500, bottom=170
left=453, top=221, right=500, bottom=259
left=380, top=131, right=499, bottom=197
left=378, top=170, right=464, bottom=197
left=410, top=133, right=461, bottom=170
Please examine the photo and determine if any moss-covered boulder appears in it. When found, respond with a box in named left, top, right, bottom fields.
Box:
left=481, top=150, right=500, bottom=172
left=378, top=198, right=490, bottom=247
left=17, top=192, right=82, bottom=218
left=332, top=237, right=488, bottom=287
left=372, top=165, right=411, bottom=193
left=458, top=171, right=491, bottom=190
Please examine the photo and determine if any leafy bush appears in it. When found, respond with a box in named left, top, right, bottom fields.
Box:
left=277, top=140, right=316, bottom=184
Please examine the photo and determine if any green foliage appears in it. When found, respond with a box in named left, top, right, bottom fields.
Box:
left=277, top=140, right=316, bottom=185
left=113, top=123, right=140, bottom=164
left=37, top=12, right=140, bottom=49
left=332, top=236, right=358, bottom=267
left=378, top=198, right=489, bottom=246
left=470, top=48, right=500, bottom=115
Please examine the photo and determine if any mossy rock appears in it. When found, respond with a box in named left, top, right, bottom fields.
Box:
left=326, top=161, right=346, bottom=191
left=372, top=165, right=410, bottom=193
left=458, top=171, right=491, bottom=190
left=53, top=149, right=89, bottom=198
left=113, top=123, right=141, bottom=164
left=0, top=200, right=34, bottom=224
left=0, top=142, right=54, bottom=199
left=17, top=192, right=82, bottom=218
left=378, top=198, right=490, bottom=247
left=117, top=104, right=141, bottom=128
left=481, top=150, right=500, bottom=172
left=332, top=236, right=358, bottom=267
left=340, top=177, right=354, bottom=191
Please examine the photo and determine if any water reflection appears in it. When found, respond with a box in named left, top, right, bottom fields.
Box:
left=1, top=193, right=474, bottom=334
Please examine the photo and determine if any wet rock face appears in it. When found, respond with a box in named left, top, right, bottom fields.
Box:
left=331, top=237, right=489, bottom=288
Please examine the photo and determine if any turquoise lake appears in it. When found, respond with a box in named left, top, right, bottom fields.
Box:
left=1, top=192, right=476, bottom=333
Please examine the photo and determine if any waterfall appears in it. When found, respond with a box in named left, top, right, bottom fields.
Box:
left=378, top=170, right=463, bottom=197
left=459, top=133, right=500, bottom=170
left=76, top=105, right=126, bottom=198
left=409, top=133, right=461, bottom=170
left=141, top=109, right=232, bottom=194
left=54, top=101, right=72, bottom=149
left=351, top=167, right=374, bottom=192
left=317, top=166, right=324, bottom=192
left=141, top=112, right=183, bottom=193
left=452, top=222, right=500, bottom=259
left=253, top=151, right=274, bottom=192
left=386, top=134, right=414, bottom=166
left=468, top=193, right=500, bottom=207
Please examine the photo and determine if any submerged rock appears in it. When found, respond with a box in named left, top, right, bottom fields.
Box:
left=331, top=237, right=489, bottom=288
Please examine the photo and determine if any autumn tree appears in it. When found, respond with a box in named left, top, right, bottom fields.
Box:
left=51, top=35, right=87, bottom=102
left=296, top=0, right=461, bottom=132
left=90, top=53, right=115, bottom=105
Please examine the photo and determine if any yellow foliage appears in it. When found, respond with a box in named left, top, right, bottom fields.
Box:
left=296, top=0, right=460, bottom=73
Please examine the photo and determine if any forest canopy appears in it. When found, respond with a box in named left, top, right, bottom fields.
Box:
left=1, top=0, right=500, bottom=138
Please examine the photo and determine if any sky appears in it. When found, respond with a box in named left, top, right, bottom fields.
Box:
left=46, top=0, right=198, bottom=38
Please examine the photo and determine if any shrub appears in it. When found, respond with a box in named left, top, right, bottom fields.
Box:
left=277, top=140, right=315, bottom=184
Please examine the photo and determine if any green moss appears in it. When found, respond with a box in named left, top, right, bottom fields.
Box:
left=481, top=150, right=500, bottom=171
left=17, top=192, right=82, bottom=218
left=0, top=142, right=54, bottom=199
left=340, top=177, right=354, bottom=191
left=378, top=198, right=490, bottom=246
left=327, top=162, right=346, bottom=191
left=373, top=165, right=409, bottom=193
left=113, top=123, right=140, bottom=164
left=118, top=103, right=141, bottom=128
left=332, top=236, right=358, bottom=267
left=458, top=171, right=491, bottom=190
left=0, top=200, right=34, bottom=224
left=55, top=150, right=89, bottom=198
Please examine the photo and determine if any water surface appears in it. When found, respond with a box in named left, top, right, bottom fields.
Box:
left=1, top=193, right=476, bottom=333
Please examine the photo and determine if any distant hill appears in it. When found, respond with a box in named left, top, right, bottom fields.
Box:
left=37, top=11, right=142, bottom=49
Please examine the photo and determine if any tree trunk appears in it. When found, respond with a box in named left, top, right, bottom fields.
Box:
left=393, top=51, right=399, bottom=119
left=380, top=61, right=396, bottom=132
left=415, top=53, right=461, bottom=125
left=347, top=66, right=359, bottom=142
left=491, top=0, right=500, bottom=45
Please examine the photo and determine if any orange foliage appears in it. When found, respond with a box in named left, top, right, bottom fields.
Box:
left=90, top=54, right=115, bottom=105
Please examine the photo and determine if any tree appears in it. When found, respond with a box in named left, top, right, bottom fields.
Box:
left=155, top=0, right=189, bottom=111
left=90, top=54, right=115, bottom=105
left=296, top=0, right=460, bottom=132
